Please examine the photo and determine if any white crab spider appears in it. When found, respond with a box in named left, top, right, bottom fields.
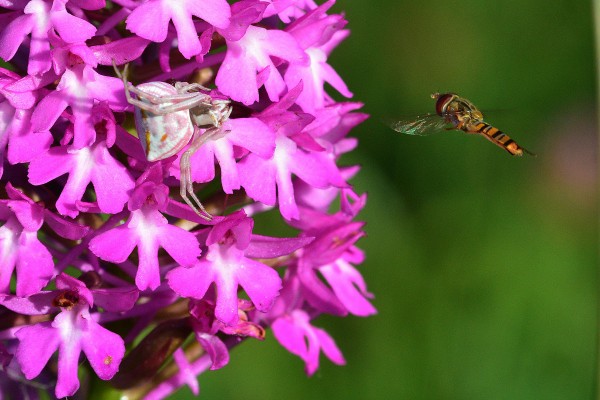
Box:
left=113, top=62, right=232, bottom=221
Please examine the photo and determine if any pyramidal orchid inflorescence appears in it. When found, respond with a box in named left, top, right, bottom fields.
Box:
left=0, top=0, right=375, bottom=398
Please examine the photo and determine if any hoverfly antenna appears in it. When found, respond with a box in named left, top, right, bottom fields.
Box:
left=430, top=92, right=440, bottom=99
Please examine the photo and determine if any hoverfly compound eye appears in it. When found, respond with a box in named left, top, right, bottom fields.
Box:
left=434, top=93, right=455, bottom=116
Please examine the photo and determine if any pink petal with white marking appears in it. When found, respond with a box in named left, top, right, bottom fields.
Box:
left=54, top=312, right=83, bottom=398
left=213, top=269, right=240, bottom=326
left=135, top=226, right=161, bottom=291
left=54, top=148, right=94, bottom=218
left=274, top=160, right=298, bottom=220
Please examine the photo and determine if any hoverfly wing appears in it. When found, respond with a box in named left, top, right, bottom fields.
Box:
left=389, top=113, right=451, bottom=136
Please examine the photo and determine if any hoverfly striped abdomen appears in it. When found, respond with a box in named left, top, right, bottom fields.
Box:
left=471, top=122, right=531, bottom=156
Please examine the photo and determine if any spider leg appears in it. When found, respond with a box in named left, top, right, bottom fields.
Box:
left=131, top=93, right=212, bottom=116
left=112, top=61, right=141, bottom=109
left=128, top=85, right=211, bottom=105
left=175, top=82, right=212, bottom=93
left=222, top=105, right=233, bottom=121
left=112, top=60, right=125, bottom=80
left=179, top=127, right=223, bottom=220
left=207, top=103, right=232, bottom=126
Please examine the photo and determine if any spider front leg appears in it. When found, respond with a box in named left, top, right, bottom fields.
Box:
left=179, top=127, right=224, bottom=221
left=113, top=61, right=140, bottom=108
left=175, top=82, right=212, bottom=93
left=128, top=90, right=212, bottom=116
left=208, top=103, right=233, bottom=127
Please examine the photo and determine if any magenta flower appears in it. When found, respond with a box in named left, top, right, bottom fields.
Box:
left=30, top=40, right=127, bottom=149
left=0, top=68, right=52, bottom=178
left=89, top=164, right=201, bottom=290
left=285, top=1, right=353, bottom=112
left=263, top=0, right=318, bottom=23
left=28, top=138, right=134, bottom=218
left=0, top=273, right=138, bottom=398
left=0, top=0, right=98, bottom=75
left=168, top=210, right=312, bottom=325
left=0, top=0, right=371, bottom=396
left=272, top=309, right=345, bottom=375
left=216, top=24, right=307, bottom=105
left=238, top=84, right=347, bottom=220
left=0, top=183, right=88, bottom=296
left=170, top=116, right=275, bottom=194
left=126, top=0, right=231, bottom=59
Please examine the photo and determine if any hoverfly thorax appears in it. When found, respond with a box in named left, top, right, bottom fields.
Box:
left=433, top=92, right=484, bottom=130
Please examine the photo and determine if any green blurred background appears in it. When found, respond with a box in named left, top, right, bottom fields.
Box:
left=176, top=1, right=597, bottom=399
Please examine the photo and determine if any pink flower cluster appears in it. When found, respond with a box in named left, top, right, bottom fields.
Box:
left=0, top=0, right=374, bottom=397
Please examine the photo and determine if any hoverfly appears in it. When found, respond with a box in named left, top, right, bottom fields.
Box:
left=391, top=93, right=533, bottom=156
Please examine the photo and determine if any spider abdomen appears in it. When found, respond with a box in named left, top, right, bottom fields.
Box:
left=133, top=82, right=195, bottom=162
